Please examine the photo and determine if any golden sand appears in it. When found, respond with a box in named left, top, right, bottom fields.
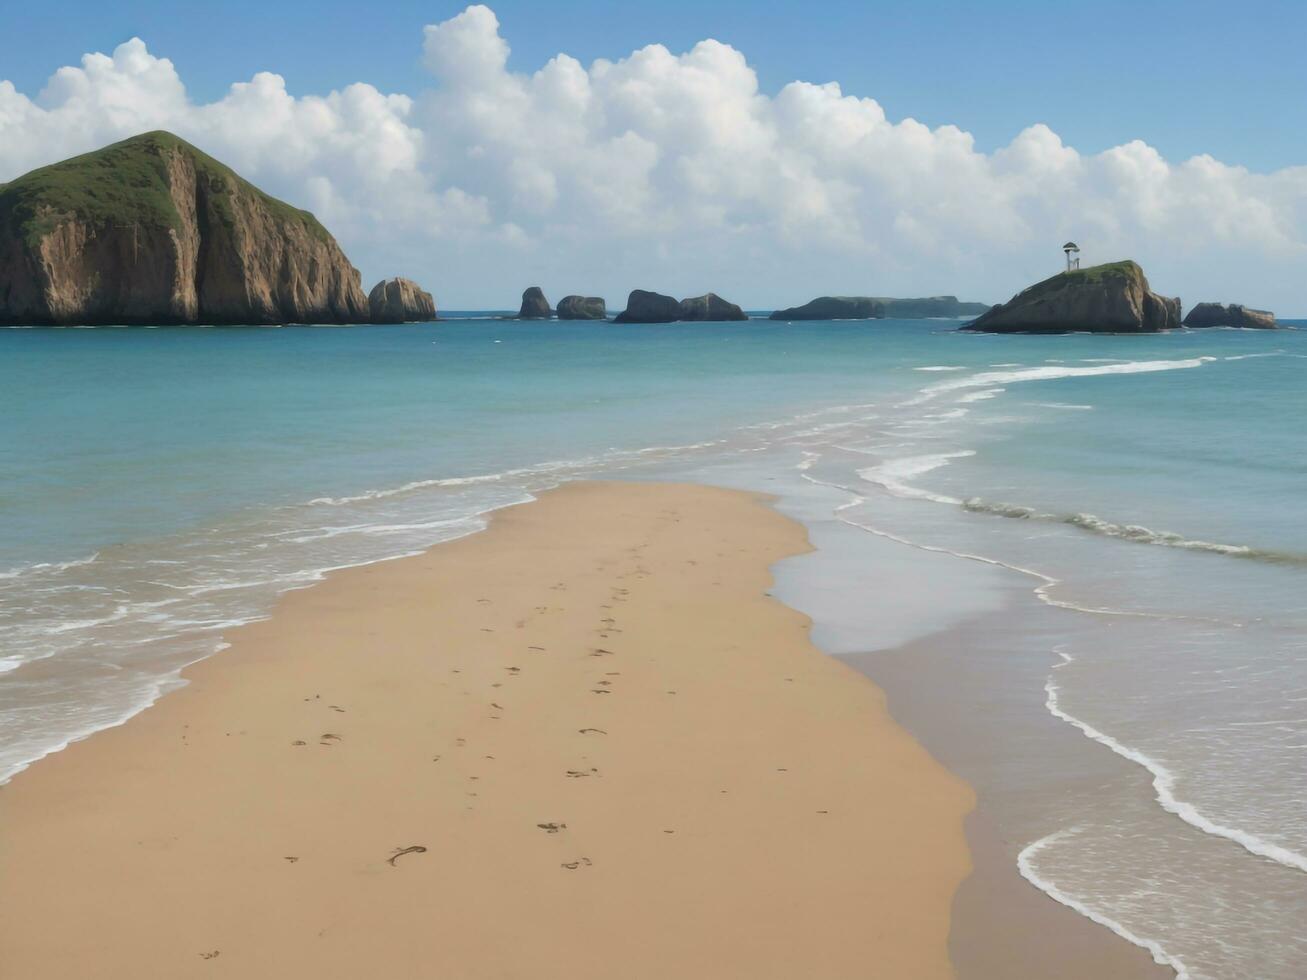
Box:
left=0, top=481, right=972, bottom=979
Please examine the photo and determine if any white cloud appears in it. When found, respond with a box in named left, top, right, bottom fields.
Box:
left=3, top=5, right=1307, bottom=310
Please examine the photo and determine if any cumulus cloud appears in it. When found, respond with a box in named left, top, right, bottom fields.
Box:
left=3, top=5, right=1306, bottom=309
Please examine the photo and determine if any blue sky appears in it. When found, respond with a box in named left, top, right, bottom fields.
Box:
left=7, top=0, right=1304, bottom=171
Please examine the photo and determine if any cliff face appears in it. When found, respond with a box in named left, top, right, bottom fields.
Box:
left=0, top=132, right=370, bottom=325
left=368, top=278, right=437, bottom=323
left=964, top=261, right=1180, bottom=334
left=1183, top=302, right=1277, bottom=330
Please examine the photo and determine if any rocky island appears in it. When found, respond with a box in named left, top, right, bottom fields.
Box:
left=769, top=295, right=990, bottom=320
left=556, top=295, right=607, bottom=320
left=615, top=289, right=748, bottom=323
left=678, top=292, right=747, bottom=321
left=1183, top=302, right=1277, bottom=329
left=368, top=278, right=437, bottom=323
left=0, top=132, right=396, bottom=326
left=876, top=296, right=992, bottom=318
left=963, top=260, right=1180, bottom=333
left=769, top=296, right=883, bottom=320
left=518, top=286, right=552, bottom=319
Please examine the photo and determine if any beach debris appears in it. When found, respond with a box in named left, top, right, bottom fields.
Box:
left=328, top=705, right=346, bottom=713
left=387, top=845, right=428, bottom=867
left=536, top=822, right=566, bottom=834
left=577, top=728, right=607, bottom=735
left=528, top=645, right=546, bottom=651
left=565, top=768, right=599, bottom=778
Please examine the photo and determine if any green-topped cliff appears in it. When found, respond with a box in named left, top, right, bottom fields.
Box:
left=0, top=131, right=370, bottom=325
left=963, top=260, right=1181, bottom=333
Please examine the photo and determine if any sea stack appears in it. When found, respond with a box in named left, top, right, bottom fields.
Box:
left=769, top=297, right=884, bottom=320
left=1183, top=303, right=1277, bottom=330
left=518, top=286, right=552, bottom=319
left=963, top=260, right=1180, bottom=333
left=615, top=289, right=681, bottom=323
left=678, top=293, right=748, bottom=321
left=556, top=295, right=607, bottom=320
left=368, top=278, right=437, bottom=323
left=0, top=131, right=370, bottom=326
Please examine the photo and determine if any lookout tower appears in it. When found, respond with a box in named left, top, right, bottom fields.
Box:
left=1063, top=241, right=1081, bottom=272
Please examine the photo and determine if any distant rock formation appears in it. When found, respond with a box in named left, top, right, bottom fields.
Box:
left=615, top=289, right=681, bottom=323
left=368, top=278, right=436, bottom=323
left=556, top=295, right=607, bottom=320
left=963, top=261, right=1180, bottom=334
left=517, top=286, right=553, bottom=319
left=769, top=297, right=885, bottom=320
left=678, top=293, right=747, bottom=321
left=876, top=296, right=992, bottom=318
left=1182, top=302, right=1277, bottom=330
left=0, top=131, right=370, bottom=326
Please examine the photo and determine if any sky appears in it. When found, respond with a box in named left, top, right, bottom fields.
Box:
left=3, top=0, right=1307, bottom=310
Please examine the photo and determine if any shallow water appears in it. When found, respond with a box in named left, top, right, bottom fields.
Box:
left=3, top=317, right=1305, bottom=976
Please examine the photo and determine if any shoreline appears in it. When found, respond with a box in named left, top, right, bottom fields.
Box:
left=0, top=481, right=973, bottom=978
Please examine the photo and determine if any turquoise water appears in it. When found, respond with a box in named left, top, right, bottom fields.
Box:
left=3, top=317, right=1306, bottom=977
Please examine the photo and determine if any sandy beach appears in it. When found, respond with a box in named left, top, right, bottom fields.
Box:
left=0, top=481, right=973, bottom=979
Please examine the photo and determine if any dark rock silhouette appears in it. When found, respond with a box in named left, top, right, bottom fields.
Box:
left=678, top=293, right=747, bottom=321
left=769, top=297, right=884, bottom=320
left=556, top=295, right=607, bottom=320
left=615, top=289, right=680, bottom=323
left=518, top=286, right=552, bottom=319
left=1183, top=302, right=1277, bottom=330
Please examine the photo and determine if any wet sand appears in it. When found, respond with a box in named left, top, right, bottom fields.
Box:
left=848, top=600, right=1177, bottom=979
left=0, top=481, right=973, bottom=979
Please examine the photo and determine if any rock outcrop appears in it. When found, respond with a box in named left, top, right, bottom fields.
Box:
left=518, top=286, right=552, bottom=319
left=876, top=296, right=992, bottom=318
left=1182, top=302, right=1277, bottom=330
left=963, top=261, right=1181, bottom=334
left=0, top=131, right=370, bottom=326
left=615, top=289, right=681, bottom=323
left=769, top=296, right=885, bottom=320
left=368, top=278, right=436, bottom=323
left=556, top=295, right=607, bottom=320
left=678, top=292, right=747, bottom=321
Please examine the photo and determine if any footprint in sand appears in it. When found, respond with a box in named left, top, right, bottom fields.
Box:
left=578, top=728, right=607, bottom=735
left=536, top=822, right=566, bottom=833
left=560, top=857, right=593, bottom=870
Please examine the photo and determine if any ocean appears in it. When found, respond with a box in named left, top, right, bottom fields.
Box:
left=2, top=316, right=1304, bottom=978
